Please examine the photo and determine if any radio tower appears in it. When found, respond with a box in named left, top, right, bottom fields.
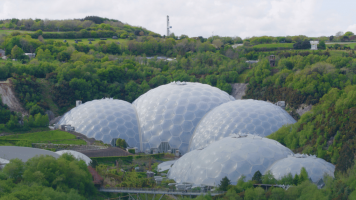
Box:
left=167, top=15, right=170, bottom=36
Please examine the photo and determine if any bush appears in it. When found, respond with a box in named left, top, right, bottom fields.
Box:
left=128, top=149, right=135, bottom=154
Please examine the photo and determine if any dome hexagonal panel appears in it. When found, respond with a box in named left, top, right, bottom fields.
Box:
left=58, top=99, right=141, bottom=148
left=266, top=154, right=335, bottom=183
left=133, top=82, right=232, bottom=154
left=168, top=134, right=293, bottom=186
left=189, top=100, right=296, bottom=151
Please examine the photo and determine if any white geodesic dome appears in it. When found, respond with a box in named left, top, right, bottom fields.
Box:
left=133, top=82, right=233, bottom=154
left=189, top=100, right=296, bottom=151
left=266, top=154, right=335, bottom=183
left=168, top=134, right=293, bottom=186
left=55, top=150, right=92, bottom=166
left=58, top=99, right=141, bottom=148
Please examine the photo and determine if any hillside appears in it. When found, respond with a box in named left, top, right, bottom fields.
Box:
left=1, top=17, right=356, bottom=199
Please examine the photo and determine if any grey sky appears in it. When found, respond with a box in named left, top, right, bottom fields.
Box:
left=1, top=0, right=355, bottom=38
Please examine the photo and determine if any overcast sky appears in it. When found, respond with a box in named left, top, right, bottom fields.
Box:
left=1, top=0, right=355, bottom=38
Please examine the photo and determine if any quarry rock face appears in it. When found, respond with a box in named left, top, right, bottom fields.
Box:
left=0, top=81, right=27, bottom=116
left=230, top=83, right=248, bottom=99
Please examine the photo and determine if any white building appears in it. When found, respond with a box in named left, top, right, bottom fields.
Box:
left=310, top=41, right=319, bottom=50
left=24, top=53, right=36, bottom=59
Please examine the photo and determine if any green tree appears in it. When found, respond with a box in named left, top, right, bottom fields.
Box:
left=318, top=40, right=326, bottom=49
left=2, top=158, right=25, bottom=180
left=218, top=176, right=231, bottom=191
left=11, top=45, right=24, bottom=59
left=252, top=170, right=262, bottom=183
left=299, top=167, right=309, bottom=183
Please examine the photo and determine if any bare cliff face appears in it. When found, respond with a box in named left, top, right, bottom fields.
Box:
left=0, top=81, right=28, bottom=116
left=230, top=83, right=248, bottom=99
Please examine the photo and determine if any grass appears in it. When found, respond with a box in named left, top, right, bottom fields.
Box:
left=237, top=68, right=252, bottom=83
left=252, top=43, right=294, bottom=48
left=52, top=139, right=86, bottom=145
left=44, top=38, right=128, bottom=45
left=0, top=130, right=86, bottom=145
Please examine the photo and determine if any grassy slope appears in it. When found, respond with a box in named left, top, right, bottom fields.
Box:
left=237, top=68, right=252, bottom=83
left=0, top=130, right=86, bottom=145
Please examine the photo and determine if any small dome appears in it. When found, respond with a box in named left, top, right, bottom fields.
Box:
left=133, top=82, right=232, bottom=154
left=266, top=154, right=335, bottom=182
left=58, top=99, right=141, bottom=148
left=0, top=146, right=60, bottom=163
left=56, top=150, right=92, bottom=166
left=168, top=134, right=293, bottom=186
left=189, top=100, right=296, bottom=151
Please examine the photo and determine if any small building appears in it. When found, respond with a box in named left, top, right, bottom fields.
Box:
left=76, top=100, right=82, bottom=107
left=310, top=41, right=319, bottom=50
left=269, top=55, right=275, bottom=67
left=112, top=36, right=118, bottom=39
left=147, top=171, right=154, bottom=178
left=145, top=148, right=151, bottom=154
left=0, top=49, right=5, bottom=57
left=24, top=53, right=36, bottom=59
left=275, top=101, right=286, bottom=109
left=175, top=150, right=180, bottom=157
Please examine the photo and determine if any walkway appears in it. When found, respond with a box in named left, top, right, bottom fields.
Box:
left=99, top=187, right=224, bottom=198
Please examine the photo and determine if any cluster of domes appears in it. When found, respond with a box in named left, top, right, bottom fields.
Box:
left=58, top=82, right=296, bottom=154
left=57, top=82, right=334, bottom=186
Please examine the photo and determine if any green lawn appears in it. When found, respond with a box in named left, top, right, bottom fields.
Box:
left=253, top=43, right=294, bottom=48
left=44, top=38, right=128, bottom=45
left=0, top=130, right=85, bottom=145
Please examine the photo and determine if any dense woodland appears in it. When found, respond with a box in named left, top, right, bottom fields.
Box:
left=1, top=16, right=356, bottom=199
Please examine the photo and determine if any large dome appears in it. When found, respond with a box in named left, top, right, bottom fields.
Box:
left=168, top=134, right=293, bottom=186
left=189, top=100, right=296, bottom=151
left=58, top=99, right=141, bottom=148
left=133, top=82, right=233, bottom=154
left=266, top=154, right=335, bottom=183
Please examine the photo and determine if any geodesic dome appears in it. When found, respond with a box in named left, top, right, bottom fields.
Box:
left=133, top=82, right=233, bottom=154
left=266, top=154, right=335, bottom=183
left=58, top=99, right=141, bottom=148
left=189, top=100, right=296, bottom=151
left=168, top=134, right=293, bottom=186
left=56, top=150, right=92, bottom=166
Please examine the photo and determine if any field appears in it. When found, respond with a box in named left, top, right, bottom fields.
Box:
left=0, top=130, right=86, bottom=145
left=0, top=29, right=62, bottom=35
left=44, top=38, right=128, bottom=45
left=326, top=43, right=356, bottom=49
left=252, top=43, right=294, bottom=48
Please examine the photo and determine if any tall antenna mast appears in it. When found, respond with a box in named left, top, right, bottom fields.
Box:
left=167, top=15, right=170, bottom=37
